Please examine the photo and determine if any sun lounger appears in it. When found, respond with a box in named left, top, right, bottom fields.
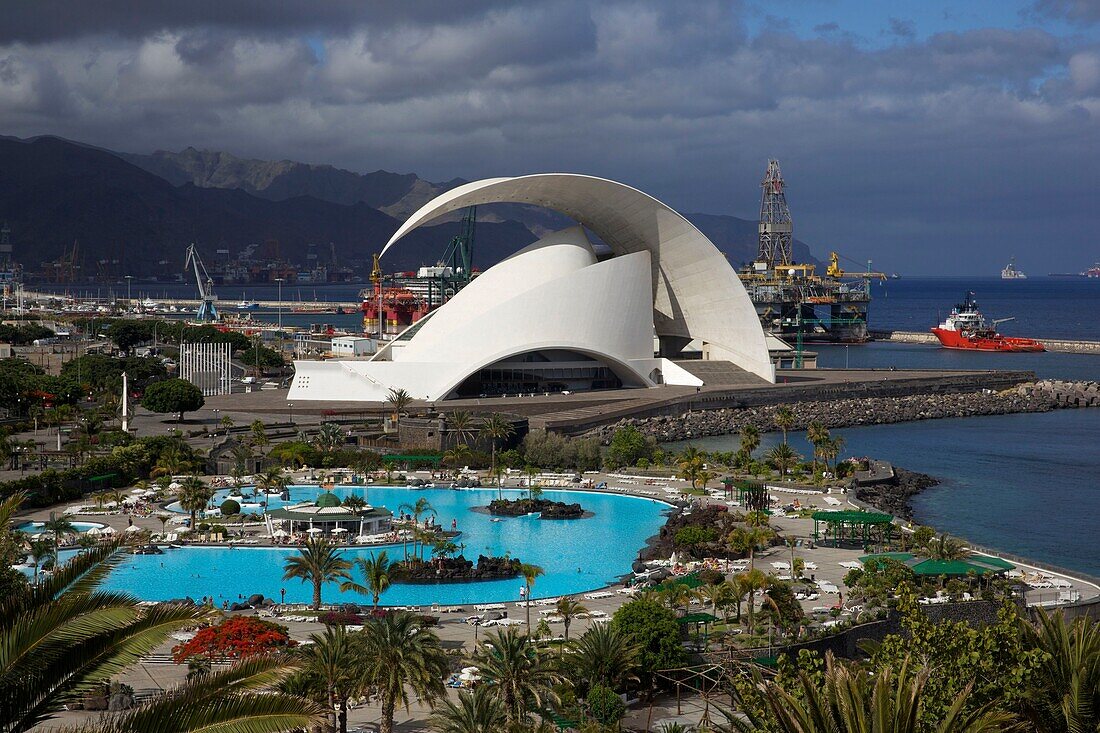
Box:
left=584, top=591, right=614, bottom=600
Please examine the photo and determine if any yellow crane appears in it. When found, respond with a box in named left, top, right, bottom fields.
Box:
left=827, top=251, right=887, bottom=280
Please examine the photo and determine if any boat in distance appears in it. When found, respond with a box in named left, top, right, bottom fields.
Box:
left=1001, top=257, right=1027, bottom=279
left=931, top=292, right=1045, bottom=352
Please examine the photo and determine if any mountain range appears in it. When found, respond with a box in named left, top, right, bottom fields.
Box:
left=0, top=135, right=819, bottom=278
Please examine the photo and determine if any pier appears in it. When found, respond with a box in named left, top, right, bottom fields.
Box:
left=871, top=329, right=1100, bottom=355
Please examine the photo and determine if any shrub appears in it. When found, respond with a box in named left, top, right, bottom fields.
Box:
left=172, top=616, right=294, bottom=662
left=586, top=684, right=626, bottom=726
left=220, top=499, right=241, bottom=516
left=317, top=610, right=363, bottom=626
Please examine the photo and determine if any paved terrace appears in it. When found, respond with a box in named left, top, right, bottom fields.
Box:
left=196, top=366, right=1036, bottom=435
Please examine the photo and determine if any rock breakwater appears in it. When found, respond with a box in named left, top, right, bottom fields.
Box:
left=589, top=380, right=1098, bottom=443
left=855, top=467, right=939, bottom=520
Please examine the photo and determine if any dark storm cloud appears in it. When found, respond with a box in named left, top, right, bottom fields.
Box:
left=0, top=0, right=523, bottom=43
left=0, top=0, right=1096, bottom=273
left=1029, top=0, right=1100, bottom=26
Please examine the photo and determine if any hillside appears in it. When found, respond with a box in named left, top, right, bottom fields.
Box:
left=0, top=136, right=533, bottom=275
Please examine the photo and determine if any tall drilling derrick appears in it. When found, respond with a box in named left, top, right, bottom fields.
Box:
left=757, top=159, right=793, bottom=268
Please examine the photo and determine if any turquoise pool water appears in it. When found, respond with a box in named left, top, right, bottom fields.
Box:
left=102, top=487, right=671, bottom=606
left=17, top=520, right=105, bottom=533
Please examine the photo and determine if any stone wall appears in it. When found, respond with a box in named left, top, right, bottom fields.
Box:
left=590, top=381, right=1100, bottom=443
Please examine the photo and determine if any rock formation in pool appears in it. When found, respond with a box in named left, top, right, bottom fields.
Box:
left=488, top=497, right=587, bottom=519
left=392, top=555, right=522, bottom=583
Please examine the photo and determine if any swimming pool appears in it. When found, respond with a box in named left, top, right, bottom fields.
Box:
left=16, top=520, right=106, bottom=534
left=103, top=487, right=672, bottom=606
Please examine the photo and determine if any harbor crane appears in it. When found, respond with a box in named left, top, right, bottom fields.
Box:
left=184, top=243, right=219, bottom=322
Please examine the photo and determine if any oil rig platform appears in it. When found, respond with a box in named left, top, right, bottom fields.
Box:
left=739, top=160, right=884, bottom=343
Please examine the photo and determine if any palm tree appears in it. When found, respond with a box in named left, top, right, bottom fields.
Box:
left=28, top=538, right=53, bottom=583
left=774, top=406, right=796, bottom=444
left=40, top=513, right=75, bottom=565
left=698, top=581, right=733, bottom=621
left=474, top=627, right=563, bottom=725
left=767, top=443, right=801, bottom=479
left=341, top=494, right=367, bottom=513
left=727, top=525, right=772, bottom=571
left=725, top=652, right=1015, bottom=733
left=555, top=597, right=589, bottom=642
left=919, top=534, right=969, bottom=561
left=442, top=444, right=472, bottom=478
left=447, top=410, right=476, bottom=449
left=385, top=387, right=413, bottom=422
left=282, top=537, right=352, bottom=610
left=429, top=686, right=508, bottom=733
left=481, top=414, right=515, bottom=499
left=359, top=611, right=449, bottom=733
left=287, top=625, right=365, bottom=733
left=177, top=475, right=212, bottom=530
left=1018, top=609, right=1100, bottom=733
left=737, top=568, right=769, bottom=635
left=806, top=420, right=829, bottom=473
left=821, top=435, right=846, bottom=475
left=340, top=551, right=394, bottom=608
left=677, top=446, right=705, bottom=488
left=520, top=562, right=545, bottom=631
left=739, top=424, right=761, bottom=458
left=219, top=414, right=235, bottom=434
left=398, top=497, right=434, bottom=561
left=92, top=656, right=325, bottom=733
left=565, top=623, right=642, bottom=694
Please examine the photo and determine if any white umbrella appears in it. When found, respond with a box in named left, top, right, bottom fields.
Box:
left=306, top=527, right=323, bottom=534
left=99, top=526, right=116, bottom=534
left=130, top=488, right=145, bottom=494
left=461, top=667, right=480, bottom=674
left=458, top=671, right=481, bottom=682
left=124, top=524, right=144, bottom=533
left=331, top=527, right=348, bottom=533
left=168, top=482, right=182, bottom=490
left=84, top=527, right=102, bottom=536
left=271, top=529, right=289, bottom=538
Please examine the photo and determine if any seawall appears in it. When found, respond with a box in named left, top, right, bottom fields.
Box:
left=871, top=329, right=1100, bottom=355
left=586, top=378, right=1099, bottom=443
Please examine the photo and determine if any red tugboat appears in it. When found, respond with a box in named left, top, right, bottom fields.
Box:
left=931, top=293, right=1045, bottom=352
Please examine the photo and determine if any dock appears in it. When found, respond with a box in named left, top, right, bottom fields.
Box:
left=871, top=329, right=1100, bottom=355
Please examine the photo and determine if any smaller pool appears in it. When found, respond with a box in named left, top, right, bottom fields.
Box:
left=16, top=520, right=106, bottom=534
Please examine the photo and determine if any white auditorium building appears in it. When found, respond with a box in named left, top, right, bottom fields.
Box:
left=288, top=174, right=774, bottom=403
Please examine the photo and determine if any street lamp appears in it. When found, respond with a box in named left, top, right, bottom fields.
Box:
left=288, top=402, right=294, bottom=426
left=212, top=408, right=221, bottom=434
left=274, top=278, right=285, bottom=331
left=125, top=275, right=133, bottom=308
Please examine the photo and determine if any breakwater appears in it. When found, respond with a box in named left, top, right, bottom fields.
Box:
left=871, top=329, right=1100, bottom=355
left=588, top=379, right=1099, bottom=443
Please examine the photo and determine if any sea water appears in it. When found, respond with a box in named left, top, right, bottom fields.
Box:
left=663, top=409, right=1100, bottom=577
left=100, top=488, right=670, bottom=605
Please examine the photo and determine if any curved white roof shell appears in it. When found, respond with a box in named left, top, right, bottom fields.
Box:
left=384, top=173, right=774, bottom=383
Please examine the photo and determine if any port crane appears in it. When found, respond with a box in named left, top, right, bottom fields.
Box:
left=184, top=243, right=219, bottom=322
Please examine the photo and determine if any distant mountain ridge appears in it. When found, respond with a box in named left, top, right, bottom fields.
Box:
left=1, top=135, right=819, bottom=277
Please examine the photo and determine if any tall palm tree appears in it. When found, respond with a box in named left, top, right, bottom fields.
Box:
left=774, top=406, right=796, bottom=444
left=398, top=497, right=434, bottom=561
left=739, top=424, right=761, bottom=459
left=340, top=551, right=394, bottom=608
left=481, top=414, right=515, bottom=499
left=822, top=435, right=846, bottom=475
left=28, top=538, right=53, bottom=583
left=40, top=513, right=75, bottom=565
left=286, top=625, right=365, bottom=733
left=385, top=387, right=413, bottom=422
left=698, top=581, right=733, bottom=621
left=282, top=537, right=352, bottom=610
left=446, top=410, right=476, bottom=449
left=429, top=686, right=508, bottom=733
left=341, top=494, right=367, bottom=513
left=806, top=420, right=829, bottom=473
left=442, top=444, right=472, bottom=478
left=724, top=652, right=1014, bottom=733
left=767, top=443, right=801, bottom=479
left=520, top=563, right=545, bottom=631
left=256, top=466, right=287, bottom=510
left=359, top=611, right=449, bottom=733
left=177, top=476, right=212, bottom=530
left=564, top=623, right=641, bottom=694
left=555, top=597, right=589, bottom=642
left=736, top=568, right=769, bottom=635
left=474, top=627, right=563, bottom=726
left=1018, top=609, right=1100, bottom=733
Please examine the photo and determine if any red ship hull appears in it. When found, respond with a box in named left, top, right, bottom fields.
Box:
left=931, top=328, right=1045, bottom=352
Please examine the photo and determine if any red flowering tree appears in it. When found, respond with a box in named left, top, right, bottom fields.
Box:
left=172, top=616, right=295, bottom=663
